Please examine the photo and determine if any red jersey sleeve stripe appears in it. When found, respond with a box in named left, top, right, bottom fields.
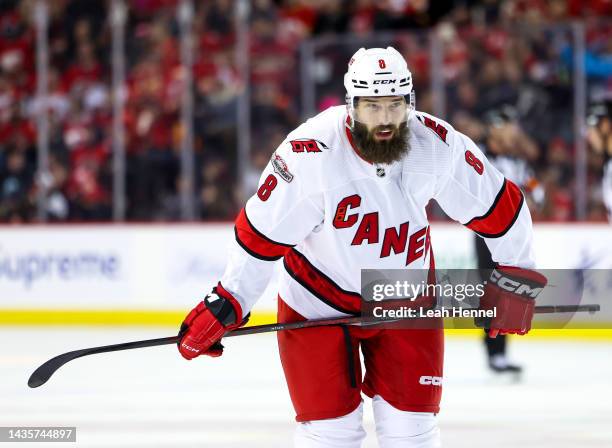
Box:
left=283, top=249, right=362, bottom=315
left=234, top=208, right=294, bottom=261
left=465, top=179, right=524, bottom=238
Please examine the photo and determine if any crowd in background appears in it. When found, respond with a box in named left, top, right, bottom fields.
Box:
left=0, top=0, right=611, bottom=222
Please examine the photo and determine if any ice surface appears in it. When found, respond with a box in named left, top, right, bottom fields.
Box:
left=2, top=328, right=611, bottom=447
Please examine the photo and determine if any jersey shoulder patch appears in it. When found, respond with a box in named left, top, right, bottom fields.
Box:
left=403, top=111, right=457, bottom=183
left=288, top=138, right=329, bottom=153
left=413, top=112, right=454, bottom=146
left=269, top=106, right=346, bottom=195
left=286, top=106, right=343, bottom=155
left=270, top=152, right=294, bottom=183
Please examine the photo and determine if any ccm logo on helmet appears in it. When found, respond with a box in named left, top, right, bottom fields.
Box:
left=419, top=376, right=442, bottom=386
left=373, top=79, right=396, bottom=85
left=489, top=270, right=543, bottom=299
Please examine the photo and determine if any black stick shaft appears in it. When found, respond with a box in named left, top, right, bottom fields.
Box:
left=225, top=304, right=602, bottom=336
left=532, top=304, right=600, bottom=314
left=27, top=303, right=600, bottom=388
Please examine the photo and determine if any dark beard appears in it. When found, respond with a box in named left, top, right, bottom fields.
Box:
left=350, top=120, right=409, bottom=164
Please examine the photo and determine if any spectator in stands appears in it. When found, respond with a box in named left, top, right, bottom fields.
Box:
left=1, top=0, right=611, bottom=222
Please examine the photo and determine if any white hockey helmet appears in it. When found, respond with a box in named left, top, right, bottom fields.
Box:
left=344, top=47, right=414, bottom=122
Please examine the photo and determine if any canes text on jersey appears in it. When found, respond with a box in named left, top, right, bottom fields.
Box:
left=333, top=194, right=430, bottom=266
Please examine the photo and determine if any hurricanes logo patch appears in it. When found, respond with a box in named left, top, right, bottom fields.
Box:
left=290, top=139, right=328, bottom=153
left=416, top=115, right=449, bottom=145
left=271, top=153, right=294, bottom=183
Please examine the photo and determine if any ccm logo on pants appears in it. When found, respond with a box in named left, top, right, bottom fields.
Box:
left=419, top=376, right=442, bottom=386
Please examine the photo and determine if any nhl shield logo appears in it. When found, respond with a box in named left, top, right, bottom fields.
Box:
left=376, top=167, right=386, bottom=178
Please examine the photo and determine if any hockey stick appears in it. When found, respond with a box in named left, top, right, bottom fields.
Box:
left=27, top=304, right=600, bottom=388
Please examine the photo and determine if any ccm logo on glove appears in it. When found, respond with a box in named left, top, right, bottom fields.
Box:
left=477, top=267, right=547, bottom=338
left=180, top=343, right=199, bottom=353
left=178, top=283, right=247, bottom=360
left=488, top=269, right=544, bottom=299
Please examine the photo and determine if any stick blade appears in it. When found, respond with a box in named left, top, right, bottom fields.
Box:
left=27, top=336, right=180, bottom=388
left=27, top=370, right=47, bottom=388
left=28, top=352, right=82, bottom=388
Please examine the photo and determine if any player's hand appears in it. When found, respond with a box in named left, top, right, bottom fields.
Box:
left=476, top=267, right=547, bottom=338
left=178, top=283, right=245, bottom=360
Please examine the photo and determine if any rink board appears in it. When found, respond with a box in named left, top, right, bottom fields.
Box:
left=1, top=223, right=611, bottom=336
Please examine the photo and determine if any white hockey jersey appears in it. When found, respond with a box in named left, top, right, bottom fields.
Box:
left=221, top=106, right=535, bottom=320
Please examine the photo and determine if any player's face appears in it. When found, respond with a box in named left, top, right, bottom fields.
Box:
left=354, top=96, right=408, bottom=140
left=351, top=96, right=409, bottom=164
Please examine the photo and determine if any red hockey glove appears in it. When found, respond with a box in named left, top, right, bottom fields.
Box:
left=476, top=267, right=547, bottom=338
left=178, top=283, right=247, bottom=360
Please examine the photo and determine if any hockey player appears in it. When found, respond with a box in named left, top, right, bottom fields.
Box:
left=474, top=105, right=543, bottom=376
left=587, top=100, right=612, bottom=222
left=178, top=47, right=547, bottom=447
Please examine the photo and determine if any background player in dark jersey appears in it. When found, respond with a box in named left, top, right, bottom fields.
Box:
left=474, top=106, right=543, bottom=375
left=587, top=100, right=612, bottom=223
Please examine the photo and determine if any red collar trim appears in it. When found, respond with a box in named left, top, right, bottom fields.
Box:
left=344, top=116, right=372, bottom=165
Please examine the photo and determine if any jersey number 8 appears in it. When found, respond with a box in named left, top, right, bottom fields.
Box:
left=257, top=174, right=278, bottom=201
left=465, top=150, right=484, bottom=175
